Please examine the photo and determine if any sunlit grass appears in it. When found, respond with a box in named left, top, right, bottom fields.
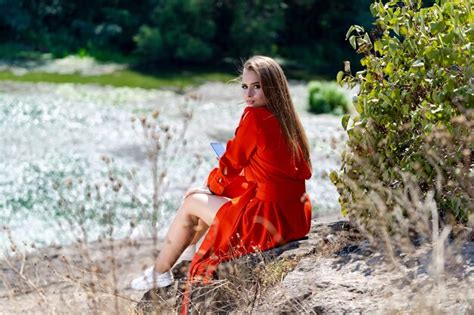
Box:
left=0, top=69, right=235, bottom=89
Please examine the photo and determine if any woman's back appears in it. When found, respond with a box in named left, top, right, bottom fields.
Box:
left=247, top=106, right=311, bottom=186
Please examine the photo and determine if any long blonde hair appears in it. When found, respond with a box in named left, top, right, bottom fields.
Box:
left=243, top=56, right=312, bottom=169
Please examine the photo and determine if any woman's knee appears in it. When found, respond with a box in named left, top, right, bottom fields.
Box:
left=181, top=193, right=218, bottom=225
left=182, top=193, right=200, bottom=210
left=179, top=194, right=203, bottom=221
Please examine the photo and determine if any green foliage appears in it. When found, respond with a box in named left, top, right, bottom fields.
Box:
left=0, top=0, right=147, bottom=56
left=134, top=0, right=216, bottom=63
left=0, top=42, right=44, bottom=60
left=0, top=0, right=31, bottom=32
left=134, top=26, right=166, bottom=61
left=333, top=0, right=473, bottom=229
left=280, top=0, right=373, bottom=75
left=229, top=2, right=284, bottom=57
left=0, top=0, right=374, bottom=75
left=307, top=81, right=350, bottom=115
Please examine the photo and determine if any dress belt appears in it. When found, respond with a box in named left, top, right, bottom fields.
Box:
left=255, top=181, right=306, bottom=201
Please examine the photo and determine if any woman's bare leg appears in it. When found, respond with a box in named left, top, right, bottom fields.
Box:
left=189, top=219, right=209, bottom=245
left=154, top=193, right=229, bottom=273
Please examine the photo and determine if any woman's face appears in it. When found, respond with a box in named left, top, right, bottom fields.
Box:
left=241, top=69, right=267, bottom=108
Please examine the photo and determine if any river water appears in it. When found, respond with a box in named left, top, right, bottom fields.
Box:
left=0, top=81, right=348, bottom=253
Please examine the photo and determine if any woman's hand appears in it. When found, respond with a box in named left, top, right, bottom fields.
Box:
left=184, top=186, right=212, bottom=198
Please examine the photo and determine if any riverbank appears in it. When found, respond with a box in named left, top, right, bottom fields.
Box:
left=0, top=78, right=471, bottom=313
left=0, top=55, right=234, bottom=89
left=0, top=80, right=347, bottom=252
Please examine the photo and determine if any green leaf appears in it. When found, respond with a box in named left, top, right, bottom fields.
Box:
left=355, top=100, right=363, bottom=114
left=342, top=114, right=350, bottom=130
left=380, top=94, right=392, bottom=105
left=329, top=171, right=339, bottom=184
left=374, top=41, right=384, bottom=53
left=349, top=35, right=357, bottom=49
left=336, top=71, right=344, bottom=84
left=400, top=26, right=408, bottom=36
left=393, top=24, right=400, bottom=36
left=384, top=62, right=394, bottom=75
left=370, top=3, right=377, bottom=16
left=345, top=25, right=355, bottom=40
left=341, top=205, right=347, bottom=217
left=444, top=31, right=456, bottom=44
left=430, top=22, right=443, bottom=34
left=363, top=33, right=372, bottom=47
left=366, top=72, right=373, bottom=82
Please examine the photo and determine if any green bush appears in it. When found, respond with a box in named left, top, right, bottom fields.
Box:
left=280, top=0, right=373, bottom=75
left=228, top=2, right=284, bottom=57
left=0, top=1, right=375, bottom=74
left=332, top=0, right=473, bottom=232
left=134, top=0, right=215, bottom=64
left=308, top=81, right=350, bottom=115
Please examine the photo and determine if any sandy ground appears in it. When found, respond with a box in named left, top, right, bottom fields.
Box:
left=1, top=236, right=161, bottom=314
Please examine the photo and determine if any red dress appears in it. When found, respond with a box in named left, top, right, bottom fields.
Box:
left=182, top=106, right=312, bottom=312
left=189, top=105, right=312, bottom=278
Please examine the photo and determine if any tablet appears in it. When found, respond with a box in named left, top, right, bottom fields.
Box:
left=210, top=142, right=225, bottom=158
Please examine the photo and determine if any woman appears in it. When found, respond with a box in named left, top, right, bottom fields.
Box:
left=131, top=55, right=313, bottom=290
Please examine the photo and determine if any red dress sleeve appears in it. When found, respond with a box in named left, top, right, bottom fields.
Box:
left=207, top=107, right=258, bottom=195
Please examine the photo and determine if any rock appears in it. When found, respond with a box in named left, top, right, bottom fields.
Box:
left=137, top=219, right=361, bottom=313
left=136, top=219, right=474, bottom=314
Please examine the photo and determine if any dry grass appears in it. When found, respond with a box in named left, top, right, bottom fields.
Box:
left=336, top=114, right=474, bottom=312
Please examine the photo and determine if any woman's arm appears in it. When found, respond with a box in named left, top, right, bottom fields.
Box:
left=207, top=107, right=259, bottom=195
left=183, top=186, right=212, bottom=198
left=219, top=108, right=259, bottom=177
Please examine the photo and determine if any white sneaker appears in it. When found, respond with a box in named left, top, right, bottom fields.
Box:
left=130, top=267, right=174, bottom=291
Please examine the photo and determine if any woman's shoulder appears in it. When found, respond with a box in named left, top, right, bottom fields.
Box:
left=245, top=105, right=271, bottom=113
left=244, top=106, right=275, bottom=121
left=242, top=106, right=280, bottom=141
